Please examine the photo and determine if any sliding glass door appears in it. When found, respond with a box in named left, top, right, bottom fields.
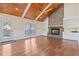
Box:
left=25, top=23, right=36, bottom=36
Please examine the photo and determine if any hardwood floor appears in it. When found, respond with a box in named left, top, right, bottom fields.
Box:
left=0, top=36, right=79, bottom=56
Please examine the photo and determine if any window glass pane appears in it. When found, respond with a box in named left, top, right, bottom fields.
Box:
left=3, top=22, right=11, bottom=37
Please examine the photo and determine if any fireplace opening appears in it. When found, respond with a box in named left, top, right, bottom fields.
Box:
left=51, top=27, right=60, bottom=35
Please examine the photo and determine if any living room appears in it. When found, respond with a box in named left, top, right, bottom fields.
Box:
left=0, top=3, right=79, bottom=56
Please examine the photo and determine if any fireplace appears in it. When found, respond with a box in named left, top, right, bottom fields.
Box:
left=48, top=27, right=63, bottom=38
left=51, top=27, right=60, bottom=35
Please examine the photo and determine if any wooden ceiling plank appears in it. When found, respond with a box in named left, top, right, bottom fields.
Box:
left=38, top=4, right=62, bottom=22
left=21, top=3, right=32, bottom=18
left=35, top=3, right=52, bottom=21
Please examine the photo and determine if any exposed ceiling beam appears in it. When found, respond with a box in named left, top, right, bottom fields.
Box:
left=21, top=3, right=32, bottom=18
left=35, top=3, right=52, bottom=21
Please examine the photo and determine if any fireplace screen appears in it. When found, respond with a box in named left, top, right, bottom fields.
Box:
left=51, top=28, right=60, bottom=35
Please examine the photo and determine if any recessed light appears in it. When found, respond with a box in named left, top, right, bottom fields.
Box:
left=15, top=7, right=19, bottom=11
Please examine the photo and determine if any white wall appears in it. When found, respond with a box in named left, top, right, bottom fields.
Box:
left=0, top=19, right=2, bottom=41
left=64, top=3, right=79, bottom=31
left=64, top=3, right=79, bottom=19
left=63, top=3, right=79, bottom=42
left=63, top=18, right=79, bottom=32
left=0, top=13, right=46, bottom=42
left=42, top=18, right=48, bottom=36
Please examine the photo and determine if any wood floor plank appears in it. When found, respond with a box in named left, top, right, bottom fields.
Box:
left=0, top=36, right=79, bottom=56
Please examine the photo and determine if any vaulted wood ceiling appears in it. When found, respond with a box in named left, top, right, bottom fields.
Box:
left=0, top=3, right=27, bottom=16
left=24, top=3, right=48, bottom=20
left=0, top=3, right=63, bottom=22
left=37, top=3, right=62, bottom=22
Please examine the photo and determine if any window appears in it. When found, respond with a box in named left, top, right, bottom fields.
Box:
left=3, top=22, right=12, bottom=37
